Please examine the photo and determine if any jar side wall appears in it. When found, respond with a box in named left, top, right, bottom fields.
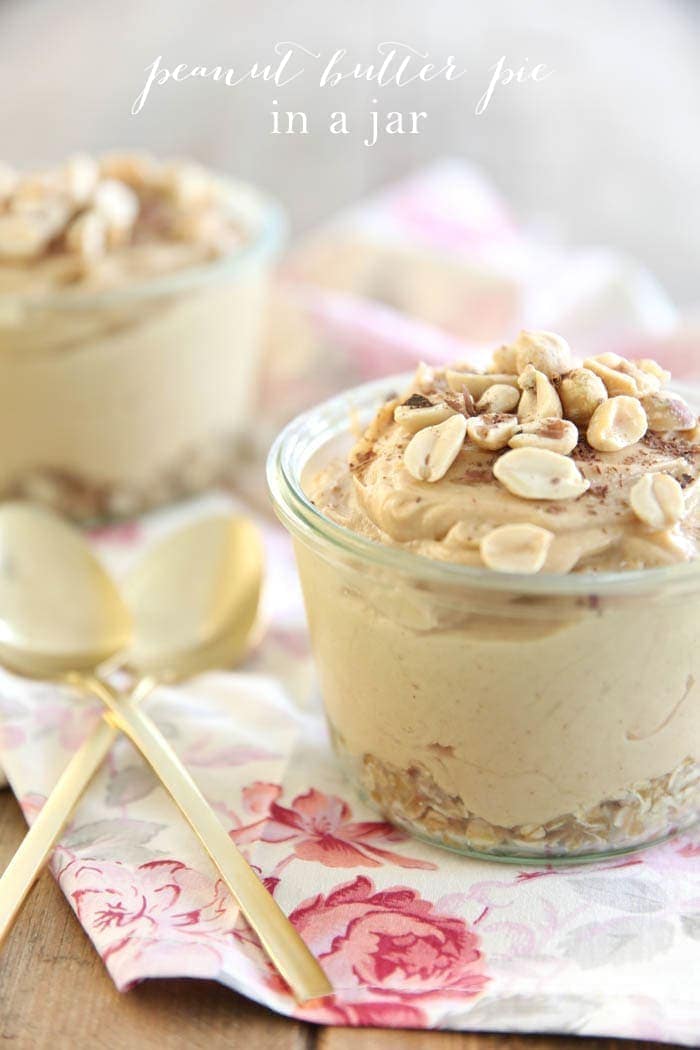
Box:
left=292, top=535, right=700, bottom=859
left=0, top=265, right=270, bottom=521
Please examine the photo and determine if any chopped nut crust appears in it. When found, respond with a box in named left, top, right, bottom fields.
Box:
left=359, top=752, right=699, bottom=858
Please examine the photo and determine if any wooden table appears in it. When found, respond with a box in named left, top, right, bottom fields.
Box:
left=0, top=792, right=667, bottom=1050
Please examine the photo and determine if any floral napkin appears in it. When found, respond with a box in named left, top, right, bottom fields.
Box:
left=0, top=492, right=698, bottom=1044
left=0, top=162, right=699, bottom=1044
left=260, top=158, right=687, bottom=438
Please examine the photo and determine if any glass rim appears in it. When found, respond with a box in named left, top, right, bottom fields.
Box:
left=0, top=176, right=286, bottom=311
left=267, top=371, right=700, bottom=598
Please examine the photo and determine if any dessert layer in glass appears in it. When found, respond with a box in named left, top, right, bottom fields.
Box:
left=0, top=154, right=284, bottom=520
left=269, top=334, right=700, bottom=860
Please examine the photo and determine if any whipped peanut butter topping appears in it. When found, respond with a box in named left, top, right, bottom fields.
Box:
left=308, top=332, right=700, bottom=573
left=0, top=153, right=244, bottom=293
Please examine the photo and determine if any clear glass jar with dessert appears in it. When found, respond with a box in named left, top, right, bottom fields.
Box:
left=0, top=153, right=284, bottom=521
left=268, top=333, right=700, bottom=862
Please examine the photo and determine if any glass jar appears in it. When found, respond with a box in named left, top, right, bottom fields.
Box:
left=0, top=180, right=285, bottom=522
left=268, top=374, right=700, bottom=862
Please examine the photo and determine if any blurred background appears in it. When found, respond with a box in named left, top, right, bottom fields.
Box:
left=1, top=0, right=698, bottom=525
left=1, top=0, right=698, bottom=305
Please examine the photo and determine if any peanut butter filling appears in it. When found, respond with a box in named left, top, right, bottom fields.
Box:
left=0, top=153, right=268, bottom=520
left=309, top=336, right=700, bottom=574
left=0, top=152, right=244, bottom=294
left=300, top=333, right=700, bottom=854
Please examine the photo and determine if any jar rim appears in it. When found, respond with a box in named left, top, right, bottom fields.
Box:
left=267, top=371, right=700, bottom=598
left=0, top=176, right=286, bottom=312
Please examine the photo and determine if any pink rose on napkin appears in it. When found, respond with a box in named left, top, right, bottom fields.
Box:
left=232, top=784, right=435, bottom=870
left=60, top=858, right=242, bottom=988
left=292, top=875, right=488, bottom=1026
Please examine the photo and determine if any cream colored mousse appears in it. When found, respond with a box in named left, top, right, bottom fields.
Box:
left=0, top=153, right=243, bottom=293
left=0, top=153, right=267, bottom=520
left=303, top=332, right=700, bottom=857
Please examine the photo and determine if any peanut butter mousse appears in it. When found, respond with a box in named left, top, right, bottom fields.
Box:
left=303, top=333, right=700, bottom=857
left=0, top=153, right=243, bottom=294
left=0, top=154, right=274, bottom=520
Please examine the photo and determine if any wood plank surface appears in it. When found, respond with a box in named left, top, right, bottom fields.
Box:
left=0, top=790, right=673, bottom=1050
left=316, top=1029, right=667, bottom=1045
left=319, top=1033, right=664, bottom=1050
left=0, top=791, right=309, bottom=1050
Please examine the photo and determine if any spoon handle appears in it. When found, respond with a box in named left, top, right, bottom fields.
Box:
left=0, top=717, right=118, bottom=944
left=0, top=678, right=156, bottom=946
left=83, top=674, right=332, bottom=1005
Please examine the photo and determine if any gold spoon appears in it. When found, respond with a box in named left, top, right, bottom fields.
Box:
left=0, top=504, right=331, bottom=1003
left=0, top=512, right=256, bottom=945
left=120, top=514, right=262, bottom=678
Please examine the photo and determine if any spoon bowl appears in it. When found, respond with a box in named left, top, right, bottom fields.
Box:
left=122, top=515, right=263, bottom=680
left=0, top=503, right=131, bottom=678
left=0, top=504, right=329, bottom=1000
